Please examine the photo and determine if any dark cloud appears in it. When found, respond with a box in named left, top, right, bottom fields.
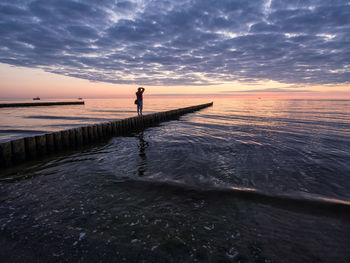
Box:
left=0, top=0, right=349, bottom=86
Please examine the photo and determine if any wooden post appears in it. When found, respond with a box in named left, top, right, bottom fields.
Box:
left=25, top=137, right=37, bottom=159
left=53, top=131, right=63, bottom=151
left=110, top=121, right=117, bottom=136
left=68, top=129, right=76, bottom=148
left=88, top=126, right=94, bottom=142
left=0, top=102, right=213, bottom=167
left=115, top=120, right=122, bottom=136
left=93, top=125, right=98, bottom=141
left=97, top=124, right=103, bottom=138
left=35, top=134, right=47, bottom=155
left=11, top=138, right=26, bottom=164
left=75, top=127, right=83, bottom=146
left=61, top=130, right=70, bottom=149
left=0, top=141, right=12, bottom=167
left=82, top=126, right=89, bottom=144
left=46, top=133, right=55, bottom=153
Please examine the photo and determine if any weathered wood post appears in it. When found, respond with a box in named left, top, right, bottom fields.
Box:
left=93, top=125, right=98, bottom=141
left=11, top=138, right=26, bottom=164
left=53, top=131, right=63, bottom=151
left=82, top=126, right=89, bottom=144
left=68, top=129, right=76, bottom=148
left=87, top=126, right=94, bottom=142
left=97, top=124, right=103, bottom=139
left=25, top=137, right=37, bottom=159
left=46, top=133, right=55, bottom=153
left=61, top=130, right=70, bottom=149
left=110, top=121, right=117, bottom=136
left=35, top=134, right=47, bottom=155
left=0, top=102, right=213, bottom=168
left=75, top=127, right=83, bottom=146
left=0, top=141, right=12, bottom=167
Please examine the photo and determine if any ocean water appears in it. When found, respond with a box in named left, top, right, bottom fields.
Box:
left=0, top=98, right=203, bottom=142
left=1, top=98, right=350, bottom=262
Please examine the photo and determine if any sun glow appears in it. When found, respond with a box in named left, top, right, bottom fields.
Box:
left=1, top=63, right=350, bottom=100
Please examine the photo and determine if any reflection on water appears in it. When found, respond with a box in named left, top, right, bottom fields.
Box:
left=230, top=186, right=256, bottom=192
left=1, top=98, right=350, bottom=262
left=0, top=98, right=210, bottom=142
left=137, top=131, right=149, bottom=177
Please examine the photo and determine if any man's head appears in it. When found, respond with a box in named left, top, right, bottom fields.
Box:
left=138, top=87, right=143, bottom=92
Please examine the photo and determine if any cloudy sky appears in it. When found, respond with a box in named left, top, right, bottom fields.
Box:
left=1, top=0, right=350, bottom=98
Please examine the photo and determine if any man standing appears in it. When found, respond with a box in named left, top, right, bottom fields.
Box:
left=136, top=87, right=145, bottom=116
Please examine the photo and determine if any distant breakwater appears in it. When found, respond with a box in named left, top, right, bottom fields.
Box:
left=0, top=102, right=213, bottom=168
left=0, top=101, right=85, bottom=108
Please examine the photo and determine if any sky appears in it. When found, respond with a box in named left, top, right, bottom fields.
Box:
left=0, top=0, right=350, bottom=99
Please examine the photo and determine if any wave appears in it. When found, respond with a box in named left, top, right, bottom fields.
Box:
left=113, top=178, right=350, bottom=216
left=200, top=113, right=350, bottom=129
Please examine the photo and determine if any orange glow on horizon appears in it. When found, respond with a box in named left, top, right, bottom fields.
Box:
left=1, top=63, right=350, bottom=99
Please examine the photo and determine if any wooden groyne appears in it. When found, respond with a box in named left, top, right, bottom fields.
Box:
left=0, top=101, right=85, bottom=108
left=0, top=102, right=213, bottom=168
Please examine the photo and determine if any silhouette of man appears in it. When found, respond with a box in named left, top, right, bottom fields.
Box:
left=136, top=87, right=145, bottom=116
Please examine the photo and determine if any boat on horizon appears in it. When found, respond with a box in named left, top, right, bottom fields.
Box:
left=33, top=96, right=40, bottom=100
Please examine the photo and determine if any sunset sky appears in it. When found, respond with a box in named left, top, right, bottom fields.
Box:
left=1, top=0, right=349, bottom=99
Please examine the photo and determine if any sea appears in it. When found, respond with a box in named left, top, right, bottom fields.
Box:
left=1, top=97, right=350, bottom=262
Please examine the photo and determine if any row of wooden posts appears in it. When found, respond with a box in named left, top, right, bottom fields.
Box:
left=0, top=102, right=213, bottom=168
